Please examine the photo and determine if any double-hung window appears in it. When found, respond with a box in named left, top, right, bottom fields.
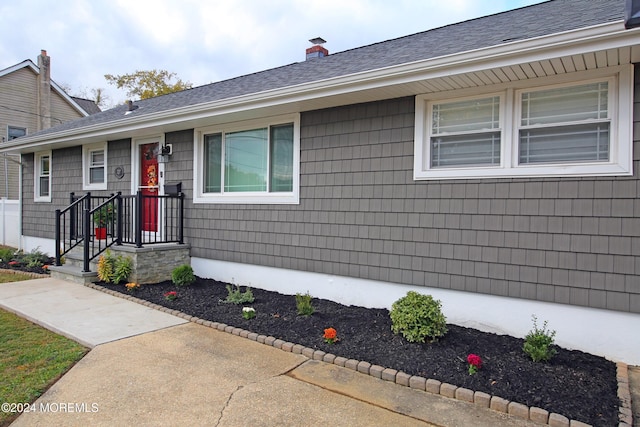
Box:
left=34, top=151, right=51, bottom=202
left=195, top=114, right=300, bottom=204
left=82, top=142, right=107, bottom=190
left=430, top=95, right=502, bottom=168
left=414, top=66, right=632, bottom=179
left=518, top=82, right=610, bottom=164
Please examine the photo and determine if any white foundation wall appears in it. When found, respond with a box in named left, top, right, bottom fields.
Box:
left=21, top=235, right=56, bottom=255
left=193, top=257, right=640, bottom=365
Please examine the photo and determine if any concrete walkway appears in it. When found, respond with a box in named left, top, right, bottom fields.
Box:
left=0, top=278, right=542, bottom=426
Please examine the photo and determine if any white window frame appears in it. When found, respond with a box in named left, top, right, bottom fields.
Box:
left=34, top=150, right=51, bottom=202
left=414, top=65, right=633, bottom=180
left=193, top=114, right=300, bottom=204
left=82, top=142, right=108, bottom=190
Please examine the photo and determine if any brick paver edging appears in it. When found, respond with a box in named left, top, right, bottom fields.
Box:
left=85, top=283, right=632, bottom=427
left=0, top=268, right=50, bottom=279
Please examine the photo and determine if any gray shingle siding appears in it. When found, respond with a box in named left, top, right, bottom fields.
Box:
left=21, top=139, right=132, bottom=237
left=179, top=70, right=639, bottom=313
left=19, top=66, right=639, bottom=315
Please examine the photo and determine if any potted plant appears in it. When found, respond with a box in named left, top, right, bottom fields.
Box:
left=94, top=204, right=115, bottom=239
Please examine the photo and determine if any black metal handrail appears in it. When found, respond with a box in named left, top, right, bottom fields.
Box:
left=55, top=191, right=185, bottom=271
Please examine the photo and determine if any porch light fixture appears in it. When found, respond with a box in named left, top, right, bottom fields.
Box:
left=158, top=143, right=172, bottom=163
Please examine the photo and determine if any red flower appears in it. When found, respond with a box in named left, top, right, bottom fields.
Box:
left=467, top=354, right=482, bottom=368
left=8, top=261, right=18, bottom=266
left=467, top=353, right=482, bottom=375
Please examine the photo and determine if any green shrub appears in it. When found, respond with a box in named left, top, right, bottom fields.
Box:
left=295, top=292, right=314, bottom=316
left=112, top=256, right=133, bottom=285
left=97, top=250, right=132, bottom=284
left=390, top=291, right=447, bottom=343
left=97, top=250, right=115, bottom=282
left=172, top=264, right=195, bottom=287
left=0, top=247, right=15, bottom=263
left=17, top=247, right=49, bottom=268
left=224, top=284, right=255, bottom=305
left=523, top=315, right=557, bottom=362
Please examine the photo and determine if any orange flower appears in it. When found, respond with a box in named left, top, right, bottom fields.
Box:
left=323, top=327, right=338, bottom=344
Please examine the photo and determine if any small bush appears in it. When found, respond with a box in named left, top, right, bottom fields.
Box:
left=390, top=291, right=447, bottom=343
left=295, top=292, right=314, bottom=316
left=224, top=284, right=255, bottom=305
left=0, top=247, right=15, bottom=263
left=523, top=315, right=557, bottom=362
left=172, top=264, right=195, bottom=287
left=112, top=256, right=133, bottom=285
left=18, top=247, right=49, bottom=269
left=97, top=250, right=132, bottom=284
left=97, top=251, right=115, bottom=282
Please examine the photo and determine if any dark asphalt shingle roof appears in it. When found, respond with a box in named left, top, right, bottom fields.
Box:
left=71, top=97, right=102, bottom=115
left=27, top=0, right=626, bottom=139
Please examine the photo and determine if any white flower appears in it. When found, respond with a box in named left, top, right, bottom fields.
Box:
left=242, top=307, right=255, bottom=313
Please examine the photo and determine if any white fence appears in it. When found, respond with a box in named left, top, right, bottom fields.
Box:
left=0, top=199, right=20, bottom=247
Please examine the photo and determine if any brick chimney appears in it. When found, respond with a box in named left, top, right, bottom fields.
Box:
left=306, top=37, right=328, bottom=60
left=37, top=50, right=51, bottom=130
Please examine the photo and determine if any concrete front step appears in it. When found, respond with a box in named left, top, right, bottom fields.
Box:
left=49, top=265, right=99, bottom=285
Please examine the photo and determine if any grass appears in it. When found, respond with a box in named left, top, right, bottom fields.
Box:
left=0, top=280, right=87, bottom=426
left=0, top=271, right=34, bottom=284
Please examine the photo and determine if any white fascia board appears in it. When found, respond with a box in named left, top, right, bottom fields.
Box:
left=0, top=60, right=37, bottom=77
left=4, top=21, right=638, bottom=153
left=50, top=81, right=90, bottom=117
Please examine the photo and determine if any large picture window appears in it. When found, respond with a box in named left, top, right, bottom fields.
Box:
left=195, top=115, right=299, bottom=204
left=34, top=151, right=51, bottom=202
left=414, top=67, right=632, bottom=180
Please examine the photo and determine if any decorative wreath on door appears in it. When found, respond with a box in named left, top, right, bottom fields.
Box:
left=146, top=164, right=157, bottom=191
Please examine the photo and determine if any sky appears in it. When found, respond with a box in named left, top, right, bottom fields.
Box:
left=0, top=0, right=544, bottom=109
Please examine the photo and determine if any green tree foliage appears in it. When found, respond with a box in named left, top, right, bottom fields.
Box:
left=104, top=69, right=193, bottom=100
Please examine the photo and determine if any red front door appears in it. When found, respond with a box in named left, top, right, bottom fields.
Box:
left=139, top=143, right=159, bottom=232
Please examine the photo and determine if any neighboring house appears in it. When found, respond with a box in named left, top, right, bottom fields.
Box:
left=0, top=50, right=100, bottom=198
left=0, top=51, right=99, bottom=246
left=1, top=0, right=639, bottom=363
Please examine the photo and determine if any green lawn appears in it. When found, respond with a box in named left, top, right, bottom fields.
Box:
left=0, top=271, right=33, bottom=284
left=0, top=280, right=87, bottom=426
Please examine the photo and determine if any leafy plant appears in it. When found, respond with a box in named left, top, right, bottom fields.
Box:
left=97, top=250, right=132, bottom=284
left=295, top=292, right=314, bottom=316
left=242, top=307, right=256, bottom=320
left=16, top=247, right=49, bottom=269
left=390, top=291, right=447, bottom=343
left=164, top=291, right=178, bottom=301
left=171, top=264, right=195, bottom=287
left=113, top=256, right=132, bottom=285
left=523, top=315, right=557, bottom=362
left=94, top=204, right=115, bottom=227
left=0, top=247, right=15, bottom=263
left=223, top=284, right=255, bottom=305
left=97, top=251, right=114, bottom=282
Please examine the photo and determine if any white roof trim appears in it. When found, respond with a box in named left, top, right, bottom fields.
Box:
left=0, top=59, right=90, bottom=118
left=4, top=20, right=639, bottom=153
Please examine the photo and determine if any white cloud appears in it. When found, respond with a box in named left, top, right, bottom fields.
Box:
left=0, top=0, right=544, bottom=108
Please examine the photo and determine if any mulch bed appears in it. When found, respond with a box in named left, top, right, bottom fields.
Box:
left=99, top=277, right=618, bottom=426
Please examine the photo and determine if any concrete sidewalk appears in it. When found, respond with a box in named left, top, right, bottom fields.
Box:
left=1, top=278, right=539, bottom=426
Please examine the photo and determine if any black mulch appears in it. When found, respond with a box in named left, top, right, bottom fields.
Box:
left=98, top=278, right=619, bottom=426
